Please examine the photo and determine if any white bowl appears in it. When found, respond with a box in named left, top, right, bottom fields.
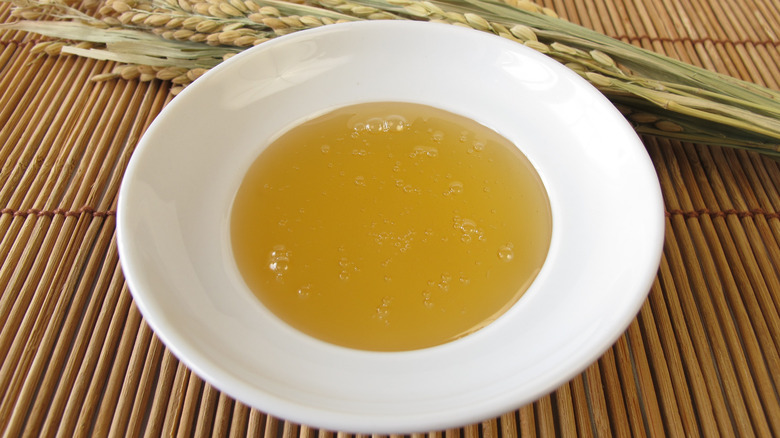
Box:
left=117, top=21, right=664, bottom=434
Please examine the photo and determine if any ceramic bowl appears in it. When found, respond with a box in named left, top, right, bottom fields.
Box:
left=117, top=20, right=664, bottom=434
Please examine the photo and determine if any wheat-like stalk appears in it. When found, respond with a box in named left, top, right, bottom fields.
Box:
left=3, top=0, right=779, bottom=156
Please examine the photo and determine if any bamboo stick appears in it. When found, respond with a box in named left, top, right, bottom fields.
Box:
left=161, top=363, right=192, bottom=436
left=583, top=363, right=612, bottom=437
left=192, top=382, right=221, bottom=435
left=612, top=334, right=649, bottom=437
left=104, top=317, right=155, bottom=436
left=598, top=348, right=631, bottom=437
left=550, top=384, right=577, bottom=436
left=568, top=375, right=594, bottom=437
left=175, top=369, right=204, bottom=436
left=633, top=292, right=692, bottom=436
left=230, top=401, right=251, bottom=437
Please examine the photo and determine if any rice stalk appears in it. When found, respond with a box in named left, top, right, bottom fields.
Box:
left=2, top=0, right=779, bottom=155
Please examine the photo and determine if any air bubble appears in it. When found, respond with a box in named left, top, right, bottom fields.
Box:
left=297, top=284, right=311, bottom=298
left=459, top=218, right=478, bottom=233
left=453, top=217, right=485, bottom=243
left=437, top=273, right=451, bottom=291
left=422, top=290, right=434, bottom=308
left=367, top=117, right=385, bottom=133
left=498, top=243, right=515, bottom=262
left=268, top=245, right=290, bottom=280
left=269, top=259, right=289, bottom=272
left=410, top=145, right=438, bottom=158
left=320, top=144, right=330, bottom=153
left=386, top=115, right=408, bottom=132
left=374, top=296, right=393, bottom=324
left=354, top=176, right=366, bottom=186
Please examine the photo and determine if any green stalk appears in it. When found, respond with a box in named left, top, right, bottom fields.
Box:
left=3, top=0, right=779, bottom=156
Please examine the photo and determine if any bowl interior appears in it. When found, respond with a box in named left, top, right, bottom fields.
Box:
left=117, top=21, right=664, bottom=434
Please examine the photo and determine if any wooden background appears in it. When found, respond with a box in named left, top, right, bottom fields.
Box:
left=1, top=0, right=779, bottom=435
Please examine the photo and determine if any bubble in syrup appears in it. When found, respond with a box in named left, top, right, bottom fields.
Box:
left=297, top=284, right=311, bottom=298
left=374, top=296, right=393, bottom=325
left=460, top=218, right=477, bottom=233
left=386, top=114, right=408, bottom=132
left=453, top=217, right=485, bottom=243
left=437, top=273, right=451, bottom=291
left=268, top=245, right=290, bottom=280
left=367, top=117, right=387, bottom=133
left=422, top=290, right=434, bottom=308
left=320, top=144, right=330, bottom=153
left=410, top=145, right=438, bottom=158
left=448, top=181, right=463, bottom=195
left=498, top=243, right=515, bottom=262
left=354, top=175, right=366, bottom=186
left=432, top=130, right=444, bottom=142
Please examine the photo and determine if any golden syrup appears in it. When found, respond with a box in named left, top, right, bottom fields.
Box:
left=231, top=102, right=551, bottom=351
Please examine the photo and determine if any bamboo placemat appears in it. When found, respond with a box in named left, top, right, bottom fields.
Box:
left=1, top=0, right=779, bottom=435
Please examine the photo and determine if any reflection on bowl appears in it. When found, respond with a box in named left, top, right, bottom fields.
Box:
left=117, top=20, right=664, bottom=434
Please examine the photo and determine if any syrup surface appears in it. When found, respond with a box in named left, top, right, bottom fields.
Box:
left=231, top=102, right=551, bottom=351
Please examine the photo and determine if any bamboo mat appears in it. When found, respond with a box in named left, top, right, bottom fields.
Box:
left=1, top=0, right=779, bottom=435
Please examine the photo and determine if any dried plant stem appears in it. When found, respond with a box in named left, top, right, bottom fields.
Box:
left=2, top=0, right=779, bottom=156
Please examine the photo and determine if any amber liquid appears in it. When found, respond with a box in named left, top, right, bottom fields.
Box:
left=231, top=102, right=551, bottom=351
